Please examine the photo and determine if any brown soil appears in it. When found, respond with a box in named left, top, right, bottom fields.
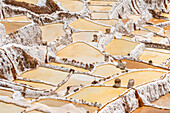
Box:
left=4, top=0, right=62, bottom=14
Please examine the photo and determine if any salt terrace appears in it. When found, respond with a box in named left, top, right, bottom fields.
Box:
left=0, top=0, right=169, bottom=113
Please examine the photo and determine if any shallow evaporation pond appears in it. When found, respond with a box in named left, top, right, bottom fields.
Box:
left=91, top=13, right=109, bottom=19
left=151, top=36, right=165, bottom=43
left=121, top=19, right=130, bottom=25
left=14, top=67, right=69, bottom=89
left=119, top=59, right=168, bottom=70
left=105, top=39, right=139, bottom=55
left=70, top=19, right=110, bottom=32
left=132, top=30, right=150, bottom=35
left=55, top=0, right=83, bottom=12
left=40, top=23, right=65, bottom=42
left=128, top=15, right=141, bottom=22
left=37, top=98, right=98, bottom=113
left=68, top=86, right=127, bottom=104
left=89, top=0, right=117, bottom=5
left=15, top=0, right=38, bottom=4
left=0, top=101, right=42, bottom=113
left=0, top=89, right=13, bottom=97
left=48, top=62, right=89, bottom=73
left=164, top=30, right=170, bottom=38
left=56, top=74, right=100, bottom=94
left=92, top=64, right=122, bottom=77
left=148, top=18, right=168, bottom=24
left=89, top=5, right=112, bottom=11
left=151, top=93, right=170, bottom=108
left=0, top=21, right=31, bottom=34
left=72, top=32, right=98, bottom=42
left=3, top=16, right=29, bottom=22
left=55, top=42, right=104, bottom=63
left=164, top=26, right=170, bottom=31
left=166, top=62, right=170, bottom=68
left=0, top=102, right=25, bottom=113
left=139, top=49, right=170, bottom=64
left=162, top=13, right=170, bottom=19
left=92, top=19, right=118, bottom=26
left=104, top=70, right=165, bottom=86
left=144, top=26, right=160, bottom=33
left=132, top=106, right=170, bottom=113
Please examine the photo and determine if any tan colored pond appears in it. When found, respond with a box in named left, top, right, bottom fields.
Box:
left=164, top=30, right=170, bottom=39
left=92, top=64, right=122, bottom=77
left=48, top=62, right=89, bottom=73
left=15, top=0, right=38, bottom=4
left=37, top=98, right=98, bottom=113
left=0, top=89, right=13, bottom=97
left=14, top=67, right=68, bottom=89
left=151, top=36, right=164, bottom=43
left=162, top=13, right=170, bottom=19
left=166, top=62, right=170, bottom=67
left=93, top=19, right=118, bottom=26
left=72, top=32, right=97, bottom=42
left=91, top=13, right=109, bottom=19
left=119, top=59, right=167, bottom=70
left=105, top=39, right=138, bottom=55
left=132, top=106, right=170, bottom=113
left=132, top=30, right=150, bottom=35
left=164, top=26, right=170, bottom=31
left=89, top=1, right=117, bottom=5
left=0, top=21, right=30, bottom=34
left=70, top=19, right=110, bottom=32
left=89, top=6, right=112, bottom=11
left=104, top=70, right=165, bottom=86
left=57, top=74, right=100, bottom=92
left=3, top=16, right=29, bottom=22
left=139, top=50, right=170, bottom=64
left=128, top=15, right=141, bottom=22
left=40, top=23, right=65, bottom=42
left=121, top=19, right=130, bottom=25
left=56, top=42, right=104, bottom=63
left=151, top=93, right=170, bottom=108
left=144, top=26, right=160, bottom=33
left=55, top=0, right=83, bottom=12
left=149, top=18, right=168, bottom=24
left=68, top=86, right=127, bottom=104
left=0, top=102, right=25, bottom=113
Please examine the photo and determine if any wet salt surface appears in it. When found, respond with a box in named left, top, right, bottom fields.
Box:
left=0, top=21, right=31, bottom=34
left=117, top=59, right=167, bottom=70
left=38, top=99, right=98, bottom=113
left=72, top=32, right=98, bottom=42
left=55, top=0, right=84, bottom=12
left=70, top=19, right=110, bottom=32
left=56, top=42, right=104, bottom=63
left=15, top=0, right=38, bottom=4
left=3, top=16, right=29, bottom=22
left=149, top=18, right=168, bottom=24
left=48, top=62, right=89, bottom=72
left=104, top=70, right=165, bottom=86
left=40, top=23, right=65, bottom=42
left=105, top=39, right=138, bottom=55
left=56, top=74, right=100, bottom=92
left=151, top=93, right=170, bottom=108
left=92, top=64, right=122, bottom=77
left=139, top=50, right=170, bottom=64
left=68, top=86, right=127, bottom=104
left=89, top=1, right=117, bottom=5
